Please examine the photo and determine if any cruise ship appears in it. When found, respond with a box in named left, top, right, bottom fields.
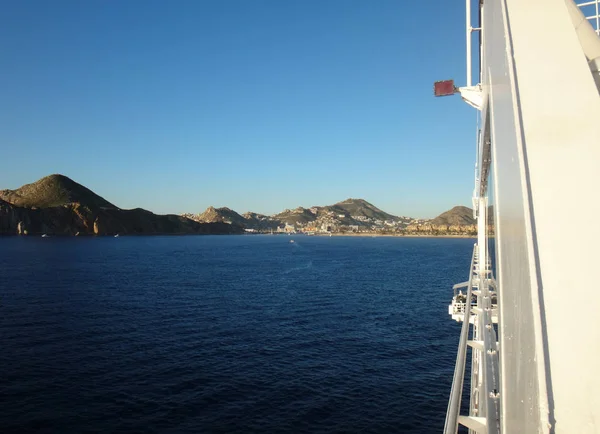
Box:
left=438, top=1, right=600, bottom=432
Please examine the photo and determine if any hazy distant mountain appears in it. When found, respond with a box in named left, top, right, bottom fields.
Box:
left=0, top=174, right=241, bottom=236
left=431, top=206, right=475, bottom=226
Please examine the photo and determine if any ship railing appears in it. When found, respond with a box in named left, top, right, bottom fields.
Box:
left=577, top=0, right=600, bottom=35
left=449, top=268, right=496, bottom=324
left=443, top=244, right=477, bottom=434
left=444, top=243, right=500, bottom=434
left=452, top=301, right=466, bottom=315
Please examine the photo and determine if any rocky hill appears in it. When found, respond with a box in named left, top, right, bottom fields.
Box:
left=328, top=198, right=398, bottom=221
left=273, top=207, right=320, bottom=226
left=0, top=174, right=116, bottom=209
left=196, top=206, right=247, bottom=226
left=430, top=206, right=475, bottom=226
left=272, top=199, right=399, bottom=228
left=183, top=208, right=280, bottom=230
left=242, top=212, right=280, bottom=230
left=0, top=175, right=243, bottom=236
left=406, top=206, right=476, bottom=236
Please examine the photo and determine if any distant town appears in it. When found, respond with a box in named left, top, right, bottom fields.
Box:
left=181, top=198, right=477, bottom=236
left=183, top=210, right=428, bottom=235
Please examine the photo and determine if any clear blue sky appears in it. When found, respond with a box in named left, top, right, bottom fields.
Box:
left=0, top=0, right=476, bottom=218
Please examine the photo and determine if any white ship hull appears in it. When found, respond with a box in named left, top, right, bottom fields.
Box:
left=444, top=1, right=600, bottom=432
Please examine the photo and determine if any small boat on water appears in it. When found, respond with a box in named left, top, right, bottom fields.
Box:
left=289, top=240, right=295, bottom=243
left=41, top=234, right=49, bottom=238
left=114, top=234, right=120, bottom=238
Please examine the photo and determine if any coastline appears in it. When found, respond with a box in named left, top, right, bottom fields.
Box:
left=315, top=233, right=476, bottom=239
left=1, top=232, right=477, bottom=239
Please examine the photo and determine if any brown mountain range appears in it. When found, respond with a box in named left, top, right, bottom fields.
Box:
left=186, top=201, right=476, bottom=234
left=1, top=174, right=478, bottom=236
left=0, top=174, right=241, bottom=236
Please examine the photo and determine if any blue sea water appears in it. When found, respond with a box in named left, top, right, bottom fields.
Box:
left=0, top=235, right=473, bottom=433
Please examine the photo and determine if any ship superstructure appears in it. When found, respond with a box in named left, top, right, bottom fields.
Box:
left=440, top=1, right=600, bottom=432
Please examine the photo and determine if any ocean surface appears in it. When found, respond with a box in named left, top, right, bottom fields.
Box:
left=0, top=235, right=473, bottom=433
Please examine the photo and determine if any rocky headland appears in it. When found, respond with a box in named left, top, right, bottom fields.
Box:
left=0, top=175, right=243, bottom=236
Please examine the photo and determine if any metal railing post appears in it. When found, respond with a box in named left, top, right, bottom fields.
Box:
left=596, top=0, right=599, bottom=34
left=466, top=0, right=472, bottom=87
left=443, top=244, right=477, bottom=434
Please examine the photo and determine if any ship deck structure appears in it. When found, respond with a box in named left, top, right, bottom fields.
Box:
left=440, top=1, right=600, bottom=432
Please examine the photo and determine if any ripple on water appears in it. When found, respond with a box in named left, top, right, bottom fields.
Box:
left=0, top=235, right=472, bottom=433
